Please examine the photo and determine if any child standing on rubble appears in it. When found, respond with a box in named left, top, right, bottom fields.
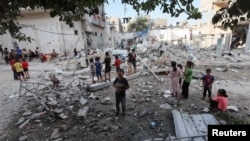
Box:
left=168, top=61, right=182, bottom=99
left=113, top=69, right=129, bottom=117
left=181, top=60, right=194, bottom=99
left=94, top=56, right=103, bottom=83
left=113, top=55, right=122, bottom=73
left=177, top=64, right=183, bottom=89
left=201, top=68, right=214, bottom=101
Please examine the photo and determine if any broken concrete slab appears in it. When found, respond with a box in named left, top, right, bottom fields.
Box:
left=77, top=106, right=89, bottom=118
left=87, top=72, right=141, bottom=92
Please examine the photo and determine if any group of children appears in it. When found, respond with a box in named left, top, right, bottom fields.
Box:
left=89, top=52, right=123, bottom=83
left=167, top=60, right=194, bottom=100
left=9, top=57, right=30, bottom=81
left=167, top=60, right=228, bottom=112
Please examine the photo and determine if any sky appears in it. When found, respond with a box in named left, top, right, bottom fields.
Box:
left=104, top=0, right=201, bottom=26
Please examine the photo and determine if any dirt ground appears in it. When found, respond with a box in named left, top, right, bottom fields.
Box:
left=0, top=51, right=250, bottom=141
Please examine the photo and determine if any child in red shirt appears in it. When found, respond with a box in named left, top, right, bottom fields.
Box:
left=113, top=55, right=122, bottom=73
left=210, top=89, right=228, bottom=112
left=22, top=58, right=30, bottom=79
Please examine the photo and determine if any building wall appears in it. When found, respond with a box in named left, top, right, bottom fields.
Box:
left=0, top=11, right=85, bottom=56
left=107, top=17, right=122, bottom=32
left=154, top=18, right=167, bottom=28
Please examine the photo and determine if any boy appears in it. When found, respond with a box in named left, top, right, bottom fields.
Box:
left=202, top=68, right=214, bottom=101
left=14, top=58, right=26, bottom=81
left=94, top=56, right=103, bottom=83
left=22, top=58, right=30, bottom=79
left=113, top=69, right=129, bottom=117
left=113, top=55, right=122, bottom=73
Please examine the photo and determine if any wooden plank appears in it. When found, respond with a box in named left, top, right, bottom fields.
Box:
left=181, top=113, right=205, bottom=141
left=171, top=110, right=188, bottom=139
left=201, top=114, right=219, bottom=126
left=191, top=114, right=207, bottom=136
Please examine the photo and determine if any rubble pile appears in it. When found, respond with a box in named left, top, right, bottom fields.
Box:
left=1, top=43, right=250, bottom=141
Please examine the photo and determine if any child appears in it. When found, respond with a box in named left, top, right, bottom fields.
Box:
left=210, top=89, right=228, bottom=112
left=89, top=58, right=96, bottom=83
left=113, top=69, right=129, bottom=117
left=131, top=49, right=137, bottom=73
left=14, top=58, right=26, bottom=81
left=40, top=53, right=47, bottom=63
left=113, top=55, right=122, bottom=73
left=103, top=51, right=111, bottom=81
left=9, top=57, right=18, bottom=80
left=94, top=56, right=103, bottom=83
left=202, top=68, right=214, bottom=101
left=168, top=61, right=182, bottom=99
left=181, top=60, right=194, bottom=99
left=22, top=58, right=30, bottom=79
left=127, top=48, right=133, bottom=76
left=177, top=64, right=183, bottom=89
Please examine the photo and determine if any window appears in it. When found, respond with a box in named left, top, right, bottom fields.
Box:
left=94, top=32, right=97, bottom=36
left=100, top=33, right=102, bottom=37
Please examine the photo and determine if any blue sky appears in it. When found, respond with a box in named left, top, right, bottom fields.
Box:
left=104, top=0, right=201, bottom=26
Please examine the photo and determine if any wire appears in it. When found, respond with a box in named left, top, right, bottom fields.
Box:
left=20, top=24, right=76, bottom=35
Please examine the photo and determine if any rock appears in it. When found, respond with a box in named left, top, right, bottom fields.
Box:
left=54, top=108, right=64, bottom=114
left=22, top=110, right=32, bottom=117
left=50, top=128, right=60, bottom=139
left=16, top=117, right=25, bottom=125
left=227, top=106, right=238, bottom=112
left=18, top=135, right=28, bottom=141
left=159, top=103, right=172, bottom=110
left=201, top=107, right=210, bottom=113
left=88, top=93, right=96, bottom=99
left=79, top=97, right=88, bottom=106
left=77, top=106, right=89, bottom=118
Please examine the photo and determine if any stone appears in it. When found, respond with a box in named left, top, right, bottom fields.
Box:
left=18, top=135, right=28, bottom=141
left=50, top=128, right=60, bottom=139
left=54, top=108, right=64, bottom=114
left=77, top=106, right=89, bottom=118
left=22, top=110, right=32, bottom=117
left=79, top=97, right=88, bottom=106
left=16, top=117, right=25, bottom=125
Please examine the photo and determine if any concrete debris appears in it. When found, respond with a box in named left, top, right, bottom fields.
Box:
left=16, top=117, right=25, bottom=126
left=50, top=128, right=60, bottom=139
left=227, top=106, right=238, bottom=112
left=215, top=67, right=227, bottom=72
left=79, top=97, right=88, bottom=106
left=18, top=135, right=28, bottom=141
left=201, top=107, right=210, bottom=113
left=77, top=106, right=89, bottom=118
left=53, top=108, right=64, bottom=114
left=159, top=103, right=172, bottom=110
left=101, top=97, right=112, bottom=105
left=18, top=119, right=30, bottom=129
left=22, top=110, right=32, bottom=117
left=4, top=40, right=250, bottom=141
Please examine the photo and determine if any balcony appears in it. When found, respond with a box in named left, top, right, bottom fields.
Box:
left=90, top=14, right=106, bottom=28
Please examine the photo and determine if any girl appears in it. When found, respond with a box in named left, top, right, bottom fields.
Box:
left=181, top=61, right=194, bottom=99
left=168, top=61, right=182, bottom=99
left=210, top=89, right=228, bottom=112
